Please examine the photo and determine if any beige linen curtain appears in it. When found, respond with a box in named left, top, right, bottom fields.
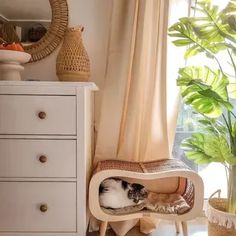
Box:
left=93, top=0, right=189, bottom=234
left=95, top=0, right=170, bottom=164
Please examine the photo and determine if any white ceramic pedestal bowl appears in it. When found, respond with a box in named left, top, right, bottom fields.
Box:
left=0, top=50, right=31, bottom=81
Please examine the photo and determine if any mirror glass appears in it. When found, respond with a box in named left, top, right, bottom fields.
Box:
left=0, top=0, right=52, bottom=45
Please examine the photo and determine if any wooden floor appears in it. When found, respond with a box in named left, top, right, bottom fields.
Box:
left=87, top=218, right=207, bottom=236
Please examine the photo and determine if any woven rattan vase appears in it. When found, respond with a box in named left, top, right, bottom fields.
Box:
left=208, top=198, right=236, bottom=236
left=56, top=26, right=90, bottom=81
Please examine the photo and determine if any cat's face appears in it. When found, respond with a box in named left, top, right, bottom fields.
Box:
left=99, top=178, right=148, bottom=208
left=128, top=183, right=148, bottom=203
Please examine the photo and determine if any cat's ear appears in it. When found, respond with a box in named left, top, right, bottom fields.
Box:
left=131, top=183, right=145, bottom=191
left=121, top=180, right=128, bottom=190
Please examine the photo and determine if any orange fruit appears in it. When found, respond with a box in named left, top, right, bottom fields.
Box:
left=0, top=43, right=24, bottom=52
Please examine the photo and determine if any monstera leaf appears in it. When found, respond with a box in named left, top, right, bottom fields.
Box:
left=169, top=0, right=236, bottom=214
left=228, top=83, right=236, bottom=99
left=198, top=118, right=227, bottom=134
left=168, top=18, right=226, bottom=59
left=182, top=132, right=236, bottom=165
left=223, top=0, right=236, bottom=35
left=177, top=66, right=233, bottom=117
left=168, top=0, right=236, bottom=58
left=191, top=0, right=236, bottom=43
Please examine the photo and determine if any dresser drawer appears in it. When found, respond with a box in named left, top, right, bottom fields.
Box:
left=0, top=95, right=76, bottom=135
left=0, top=182, right=76, bottom=232
left=0, top=139, right=76, bottom=178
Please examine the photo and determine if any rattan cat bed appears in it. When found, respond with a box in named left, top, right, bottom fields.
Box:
left=89, top=159, right=204, bottom=236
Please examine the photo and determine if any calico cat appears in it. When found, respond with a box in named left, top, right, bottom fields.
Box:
left=99, top=178, right=148, bottom=209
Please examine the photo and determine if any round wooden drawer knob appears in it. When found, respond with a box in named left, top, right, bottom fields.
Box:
left=40, top=204, right=48, bottom=212
left=38, top=111, right=46, bottom=119
left=39, top=155, right=47, bottom=163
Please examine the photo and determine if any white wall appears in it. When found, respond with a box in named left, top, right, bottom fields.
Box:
left=22, top=0, right=112, bottom=90
left=22, top=0, right=112, bottom=124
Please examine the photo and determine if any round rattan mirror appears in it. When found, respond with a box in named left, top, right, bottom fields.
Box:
left=0, top=0, right=68, bottom=62
left=25, top=0, right=68, bottom=62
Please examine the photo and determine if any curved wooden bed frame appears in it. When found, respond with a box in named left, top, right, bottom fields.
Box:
left=89, top=159, right=204, bottom=236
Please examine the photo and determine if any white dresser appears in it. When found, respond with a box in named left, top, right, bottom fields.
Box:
left=0, top=81, right=97, bottom=236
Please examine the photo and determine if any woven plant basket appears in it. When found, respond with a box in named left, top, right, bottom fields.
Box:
left=207, top=194, right=236, bottom=236
left=56, top=26, right=90, bottom=81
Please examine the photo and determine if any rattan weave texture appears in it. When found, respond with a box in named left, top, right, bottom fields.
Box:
left=208, top=198, right=236, bottom=236
left=94, top=159, right=194, bottom=209
left=56, top=26, right=90, bottom=81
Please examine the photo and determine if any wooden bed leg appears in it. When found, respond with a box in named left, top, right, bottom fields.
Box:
left=175, top=221, right=180, bottom=234
left=181, top=221, right=188, bottom=236
left=100, top=221, right=108, bottom=236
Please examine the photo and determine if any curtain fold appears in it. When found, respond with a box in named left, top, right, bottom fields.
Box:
left=116, top=0, right=170, bottom=162
left=94, top=0, right=139, bottom=163
left=93, top=0, right=189, bottom=234
left=95, top=0, right=171, bottom=165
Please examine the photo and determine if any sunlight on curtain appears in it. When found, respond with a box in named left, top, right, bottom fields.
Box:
left=167, top=0, right=190, bottom=155
left=92, top=0, right=189, bottom=234
left=94, top=0, right=190, bottom=164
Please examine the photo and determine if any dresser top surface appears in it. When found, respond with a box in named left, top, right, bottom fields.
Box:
left=0, top=81, right=97, bottom=88
left=0, top=81, right=98, bottom=95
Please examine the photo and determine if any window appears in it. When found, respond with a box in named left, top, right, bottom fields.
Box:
left=172, top=0, right=229, bottom=198
left=173, top=104, right=228, bottom=198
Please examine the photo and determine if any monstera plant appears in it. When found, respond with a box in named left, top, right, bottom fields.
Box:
left=169, top=0, right=236, bottom=218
